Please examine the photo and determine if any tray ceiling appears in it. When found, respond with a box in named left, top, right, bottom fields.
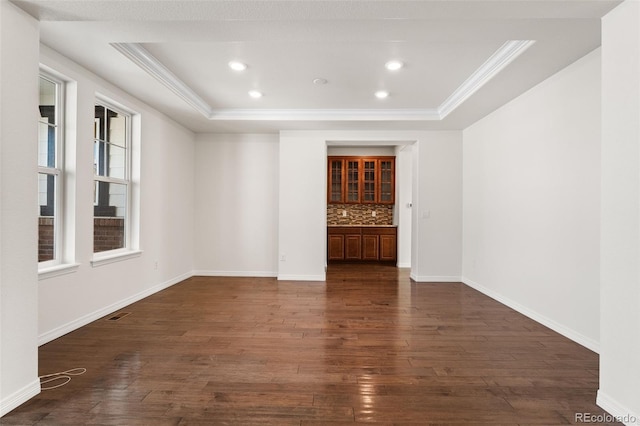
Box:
left=14, top=0, right=622, bottom=133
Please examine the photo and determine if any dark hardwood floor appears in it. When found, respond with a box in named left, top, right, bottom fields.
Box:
left=3, top=264, right=618, bottom=425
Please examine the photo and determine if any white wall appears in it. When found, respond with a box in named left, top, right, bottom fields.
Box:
left=37, top=46, right=196, bottom=344
left=0, top=2, right=41, bottom=416
left=410, top=132, right=462, bottom=281
left=278, top=132, right=327, bottom=280
left=194, top=133, right=279, bottom=277
left=396, top=144, right=413, bottom=267
left=462, top=49, right=602, bottom=352
left=598, top=2, right=640, bottom=423
left=279, top=130, right=461, bottom=281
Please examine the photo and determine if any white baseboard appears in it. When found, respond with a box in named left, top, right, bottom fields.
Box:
left=193, top=270, right=278, bottom=278
left=0, top=378, right=40, bottom=417
left=597, top=391, right=640, bottom=425
left=396, top=262, right=411, bottom=268
left=410, top=274, right=461, bottom=282
left=38, top=271, right=193, bottom=346
left=461, top=276, right=600, bottom=353
left=277, top=274, right=326, bottom=281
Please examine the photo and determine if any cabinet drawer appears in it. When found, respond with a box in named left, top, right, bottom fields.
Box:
left=361, top=227, right=396, bottom=235
left=328, top=226, right=361, bottom=235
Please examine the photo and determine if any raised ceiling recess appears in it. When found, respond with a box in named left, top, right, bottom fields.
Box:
left=15, top=0, right=621, bottom=132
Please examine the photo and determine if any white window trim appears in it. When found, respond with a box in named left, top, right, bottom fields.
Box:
left=92, top=95, right=139, bottom=260
left=38, top=72, right=65, bottom=270
left=91, top=249, right=143, bottom=268
left=39, top=263, right=81, bottom=280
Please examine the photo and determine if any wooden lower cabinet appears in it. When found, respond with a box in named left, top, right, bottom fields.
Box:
left=380, top=233, right=397, bottom=261
left=361, top=234, right=379, bottom=260
left=345, top=235, right=362, bottom=260
left=327, top=234, right=345, bottom=261
left=328, top=226, right=396, bottom=263
left=327, top=227, right=361, bottom=261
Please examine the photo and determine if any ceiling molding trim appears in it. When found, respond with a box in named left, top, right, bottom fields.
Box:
left=209, top=108, right=440, bottom=121
left=111, top=42, right=214, bottom=118
left=113, top=40, right=533, bottom=123
left=437, top=39, right=536, bottom=119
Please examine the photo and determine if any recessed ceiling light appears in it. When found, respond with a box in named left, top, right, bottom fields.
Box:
left=313, top=78, right=328, bottom=85
left=228, top=61, right=247, bottom=71
left=385, top=60, right=404, bottom=71
left=248, top=90, right=263, bottom=98
left=375, top=90, right=389, bottom=99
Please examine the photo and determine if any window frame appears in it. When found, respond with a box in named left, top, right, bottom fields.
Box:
left=38, top=72, right=65, bottom=269
left=92, top=97, right=134, bottom=258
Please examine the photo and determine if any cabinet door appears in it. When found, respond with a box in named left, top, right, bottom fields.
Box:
left=345, top=234, right=362, bottom=260
left=328, top=234, right=345, bottom=260
left=345, top=159, right=360, bottom=203
left=379, top=234, right=397, bottom=262
left=328, top=158, right=344, bottom=203
left=362, top=234, right=379, bottom=260
left=362, top=159, right=377, bottom=203
left=378, top=159, right=395, bottom=204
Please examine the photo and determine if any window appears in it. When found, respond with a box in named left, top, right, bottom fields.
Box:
left=38, top=74, right=64, bottom=265
left=93, top=101, right=131, bottom=253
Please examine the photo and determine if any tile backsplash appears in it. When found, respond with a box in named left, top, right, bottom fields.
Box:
left=327, top=204, right=394, bottom=226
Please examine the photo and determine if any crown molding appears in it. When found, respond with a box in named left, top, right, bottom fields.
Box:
left=111, top=42, right=214, bottom=118
left=113, top=40, right=535, bottom=123
left=209, top=108, right=440, bottom=121
left=438, top=40, right=535, bottom=119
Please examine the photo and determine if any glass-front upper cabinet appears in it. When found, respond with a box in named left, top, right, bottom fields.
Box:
left=346, top=159, right=360, bottom=203
left=379, top=159, right=394, bottom=203
left=327, top=156, right=395, bottom=204
left=328, top=158, right=343, bottom=203
left=362, top=159, right=377, bottom=203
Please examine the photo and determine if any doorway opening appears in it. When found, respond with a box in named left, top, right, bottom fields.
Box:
left=325, top=141, right=414, bottom=270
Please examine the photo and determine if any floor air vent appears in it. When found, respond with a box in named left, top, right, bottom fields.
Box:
left=107, top=312, right=131, bottom=321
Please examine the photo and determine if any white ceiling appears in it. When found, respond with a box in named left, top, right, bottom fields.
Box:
left=14, top=0, right=622, bottom=133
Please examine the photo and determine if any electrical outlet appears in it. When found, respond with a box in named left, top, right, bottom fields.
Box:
left=342, top=210, right=347, bottom=217
left=154, top=260, right=158, bottom=270
left=372, top=211, right=377, bottom=217
left=280, top=254, right=287, bottom=262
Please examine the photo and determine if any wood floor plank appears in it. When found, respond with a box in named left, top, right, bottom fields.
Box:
left=1, top=264, right=620, bottom=425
